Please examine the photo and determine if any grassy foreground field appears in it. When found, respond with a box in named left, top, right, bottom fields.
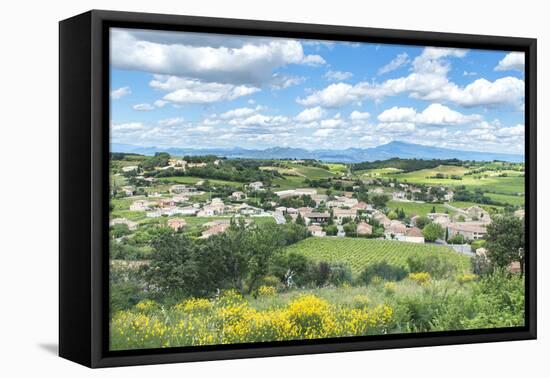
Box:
left=110, top=271, right=524, bottom=350
left=285, top=237, right=471, bottom=275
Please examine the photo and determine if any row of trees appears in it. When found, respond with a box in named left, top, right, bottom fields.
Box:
left=351, top=158, right=462, bottom=173
left=144, top=221, right=310, bottom=298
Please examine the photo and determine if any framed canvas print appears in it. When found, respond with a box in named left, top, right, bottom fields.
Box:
left=59, top=10, right=536, bottom=368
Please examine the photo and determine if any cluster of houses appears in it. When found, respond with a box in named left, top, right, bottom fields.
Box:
left=126, top=183, right=272, bottom=238
left=389, top=183, right=454, bottom=203
left=152, top=158, right=220, bottom=172
left=270, top=188, right=498, bottom=245
left=412, top=205, right=493, bottom=241
left=112, top=170, right=524, bottom=247
left=124, top=184, right=269, bottom=221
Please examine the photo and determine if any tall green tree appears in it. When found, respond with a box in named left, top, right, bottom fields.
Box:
left=295, top=212, right=305, bottom=226
left=240, top=222, right=286, bottom=293
left=485, top=216, right=525, bottom=275
left=145, top=232, right=199, bottom=297
left=371, top=194, right=390, bottom=209
left=422, top=222, right=444, bottom=242
left=414, top=216, right=431, bottom=229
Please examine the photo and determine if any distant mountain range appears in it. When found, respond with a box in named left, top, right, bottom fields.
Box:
left=111, top=141, right=524, bottom=163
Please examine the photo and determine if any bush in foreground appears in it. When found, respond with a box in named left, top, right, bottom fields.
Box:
left=359, top=262, right=408, bottom=284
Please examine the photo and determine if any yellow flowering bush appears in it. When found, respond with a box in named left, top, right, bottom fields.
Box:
left=457, top=273, right=478, bottom=285
left=257, top=285, right=277, bottom=296
left=174, top=298, right=213, bottom=313
left=217, top=289, right=245, bottom=305
left=409, top=272, right=431, bottom=286
left=134, top=299, right=157, bottom=313
left=111, top=311, right=169, bottom=349
left=384, top=282, right=397, bottom=295
left=352, top=294, right=370, bottom=308
left=336, top=305, right=393, bottom=336
left=110, top=294, right=395, bottom=350
left=286, top=295, right=335, bottom=338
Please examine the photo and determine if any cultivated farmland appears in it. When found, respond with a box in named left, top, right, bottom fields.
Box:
left=285, top=237, right=471, bottom=275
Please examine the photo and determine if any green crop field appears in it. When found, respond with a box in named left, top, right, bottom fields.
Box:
left=325, top=163, right=348, bottom=174
left=260, top=163, right=335, bottom=180
left=485, top=192, right=525, bottom=206
left=285, top=237, right=471, bottom=275
left=272, top=175, right=307, bottom=190
left=386, top=201, right=452, bottom=217
left=259, top=166, right=304, bottom=176
left=289, top=164, right=335, bottom=179
left=358, top=167, right=404, bottom=176
left=371, top=165, right=524, bottom=194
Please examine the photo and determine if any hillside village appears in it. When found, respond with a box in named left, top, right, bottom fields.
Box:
left=110, top=153, right=525, bottom=259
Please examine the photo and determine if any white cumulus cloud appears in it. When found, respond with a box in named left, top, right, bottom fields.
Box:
left=158, top=117, right=184, bottom=126
left=378, top=52, right=410, bottom=75
left=495, top=52, right=525, bottom=72
left=350, top=110, right=371, bottom=122
left=150, top=75, right=260, bottom=105
left=324, top=70, right=353, bottom=81
left=296, top=47, right=523, bottom=109
left=110, top=86, right=131, bottom=99
left=112, top=122, right=144, bottom=131
left=219, top=106, right=261, bottom=119
left=133, top=103, right=155, bottom=111
left=111, top=28, right=325, bottom=85
left=295, top=106, right=326, bottom=122
left=377, top=103, right=482, bottom=125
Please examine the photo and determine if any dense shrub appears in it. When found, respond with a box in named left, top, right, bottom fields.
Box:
left=471, top=253, right=494, bottom=276
left=407, top=253, right=459, bottom=278
left=358, top=262, right=408, bottom=284
left=422, top=222, right=444, bottom=242
left=109, top=263, right=148, bottom=314
left=408, top=272, right=431, bottom=285
left=110, top=224, right=132, bottom=239
left=110, top=240, right=152, bottom=260
left=326, top=262, right=353, bottom=286
left=324, top=224, right=338, bottom=236
left=447, top=234, right=467, bottom=244
left=110, top=281, right=147, bottom=314
left=430, top=270, right=524, bottom=330
left=269, top=252, right=313, bottom=288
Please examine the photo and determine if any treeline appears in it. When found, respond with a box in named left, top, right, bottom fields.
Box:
left=300, top=159, right=331, bottom=170
left=143, top=221, right=311, bottom=299
left=124, top=152, right=281, bottom=184
left=351, top=158, right=462, bottom=173
left=110, top=152, right=145, bottom=160
left=278, top=195, right=316, bottom=209
left=144, top=158, right=283, bottom=184
left=305, top=177, right=360, bottom=191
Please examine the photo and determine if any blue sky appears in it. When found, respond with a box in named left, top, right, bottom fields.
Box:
left=110, top=28, right=525, bottom=154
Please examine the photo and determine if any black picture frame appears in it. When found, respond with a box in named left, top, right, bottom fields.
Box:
left=59, top=9, right=537, bottom=368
